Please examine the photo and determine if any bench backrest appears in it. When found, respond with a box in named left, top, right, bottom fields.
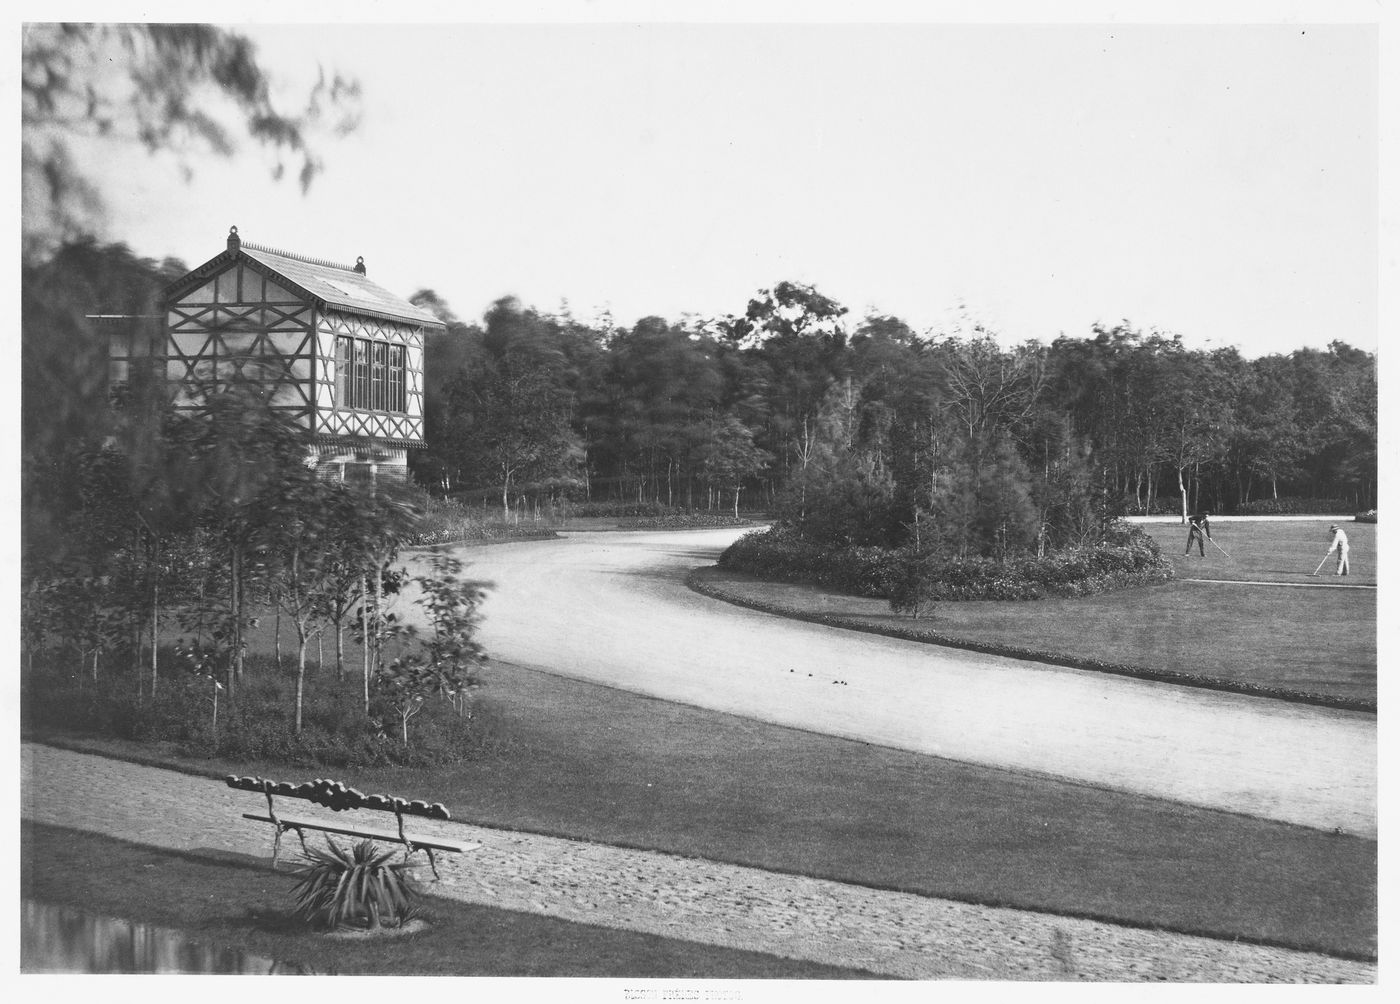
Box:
left=225, top=775, right=450, bottom=820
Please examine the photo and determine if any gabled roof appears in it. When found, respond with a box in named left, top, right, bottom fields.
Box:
left=167, top=228, right=445, bottom=329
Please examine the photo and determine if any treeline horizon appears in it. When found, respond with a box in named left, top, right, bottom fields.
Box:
left=25, top=241, right=1378, bottom=543
left=408, top=280, right=1376, bottom=527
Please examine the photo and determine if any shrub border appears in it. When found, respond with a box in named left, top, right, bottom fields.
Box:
left=405, top=529, right=560, bottom=552
left=687, top=567, right=1376, bottom=714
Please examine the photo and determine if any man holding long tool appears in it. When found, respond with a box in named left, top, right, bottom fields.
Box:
left=1321, top=523, right=1350, bottom=576
left=1185, top=509, right=1212, bottom=557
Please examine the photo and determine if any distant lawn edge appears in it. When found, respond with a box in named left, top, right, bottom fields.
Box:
left=687, top=566, right=1377, bottom=715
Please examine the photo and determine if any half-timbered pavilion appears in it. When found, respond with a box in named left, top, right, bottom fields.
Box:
left=155, top=226, right=443, bottom=482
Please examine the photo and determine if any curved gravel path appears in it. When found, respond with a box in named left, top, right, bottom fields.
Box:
left=21, top=743, right=1373, bottom=982
left=402, top=529, right=1376, bottom=837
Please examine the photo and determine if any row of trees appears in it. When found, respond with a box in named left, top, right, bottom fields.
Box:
left=26, top=238, right=1375, bottom=563
left=408, top=283, right=1376, bottom=554
left=21, top=364, right=484, bottom=745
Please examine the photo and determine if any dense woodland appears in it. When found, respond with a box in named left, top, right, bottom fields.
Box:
left=410, top=280, right=1376, bottom=554
left=28, top=242, right=1377, bottom=550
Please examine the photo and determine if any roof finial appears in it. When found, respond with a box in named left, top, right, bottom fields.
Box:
left=228, top=225, right=241, bottom=251
left=354, top=255, right=366, bottom=275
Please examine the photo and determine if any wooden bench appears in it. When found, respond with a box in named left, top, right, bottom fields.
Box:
left=226, top=775, right=479, bottom=880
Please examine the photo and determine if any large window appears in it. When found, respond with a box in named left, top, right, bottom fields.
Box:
left=336, top=334, right=407, bottom=412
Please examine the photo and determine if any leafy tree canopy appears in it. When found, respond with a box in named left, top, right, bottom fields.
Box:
left=22, top=22, right=361, bottom=255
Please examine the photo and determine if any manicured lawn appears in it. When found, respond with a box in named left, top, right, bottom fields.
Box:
left=1141, top=519, right=1375, bottom=585
left=23, top=518, right=1376, bottom=967
left=21, top=822, right=877, bottom=978
left=695, top=519, right=1376, bottom=704
left=33, top=657, right=1378, bottom=960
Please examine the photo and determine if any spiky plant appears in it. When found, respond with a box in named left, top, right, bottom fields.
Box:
left=290, top=838, right=418, bottom=930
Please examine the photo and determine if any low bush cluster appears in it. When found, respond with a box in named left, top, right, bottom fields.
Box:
left=908, top=534, right=1172, bottom=602
left=718, top=527, right=898, bottom=598
left=718, top=523, right=1173, bottom=603
left=21, top=654, right=499, bottom=768
left=1120, top=498, right=1178, bottom=516
left=1354, top=509, right=1377, bottom=524
left=622, top=511, right=754, bottom=529
left=408, top=495, right=555, bottom=546
left=1235, top=497, right=1356, bottom=516
left=562, top=500, right=674, bottom=518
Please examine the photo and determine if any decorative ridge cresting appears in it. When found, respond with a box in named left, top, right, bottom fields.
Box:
left=239, top=239, right=360, bottom=275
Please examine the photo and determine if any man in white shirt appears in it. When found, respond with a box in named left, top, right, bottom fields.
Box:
left=1326, top=524, right=1350, bottom=576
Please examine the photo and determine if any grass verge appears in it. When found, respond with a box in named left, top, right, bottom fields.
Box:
left=27, top=658, right=1378, bottom=961
left=20, top=822, right=880, bottom=978
left=692, top=520, right=1375, bottom=707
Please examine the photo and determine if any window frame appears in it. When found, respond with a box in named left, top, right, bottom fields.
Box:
left=336, top=334, right=408, bottom=414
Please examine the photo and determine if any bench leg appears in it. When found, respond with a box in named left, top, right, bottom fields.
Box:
left=272, top=823, right=310, bottom=870
left=424, top=847, right=441, bottom=882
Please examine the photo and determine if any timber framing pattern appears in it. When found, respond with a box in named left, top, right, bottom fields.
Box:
left=157, top=226, right=443, bottom=477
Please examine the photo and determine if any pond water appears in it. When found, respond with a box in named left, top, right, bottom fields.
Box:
left=20, top=900, right=326, bottom=975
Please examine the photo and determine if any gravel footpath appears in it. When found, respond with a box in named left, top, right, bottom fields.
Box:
left=445, top=531, right=1376, bottom=837
left=21, top=742, right=1373, bottom=983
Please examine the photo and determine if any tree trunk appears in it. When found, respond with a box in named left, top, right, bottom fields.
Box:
left=228, top=545, right=239, bottom=689
left=1178, top=466, right=1189, bottom=523
left=372, top=561, right=384, bottom=688
left=231, top=545, right=245, bottom=683
left=294, top=632, right=307, bottom=735
left=150, top=580, right=159, bottom=696
left=361, top=577, right=371, bottom=715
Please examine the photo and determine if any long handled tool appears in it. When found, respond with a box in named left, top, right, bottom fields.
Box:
left=1311, top=555, right=1329, bottom=576
left=1207, top=536, right=1232, bottom=559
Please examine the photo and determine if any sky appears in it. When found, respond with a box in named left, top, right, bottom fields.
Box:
left=24, top=5, right=1384, bottom=358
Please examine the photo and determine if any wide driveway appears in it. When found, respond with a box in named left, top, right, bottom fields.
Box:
left=405, top=528, right=1375, bottom=837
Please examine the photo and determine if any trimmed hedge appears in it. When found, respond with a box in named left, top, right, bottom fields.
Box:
left=1235, top=497, right=1356, bottom=516
left=718, top=523, right=1174, bottom=602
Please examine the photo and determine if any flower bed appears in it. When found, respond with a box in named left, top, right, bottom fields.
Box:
left=718, top=523, right=1173, bottom=602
